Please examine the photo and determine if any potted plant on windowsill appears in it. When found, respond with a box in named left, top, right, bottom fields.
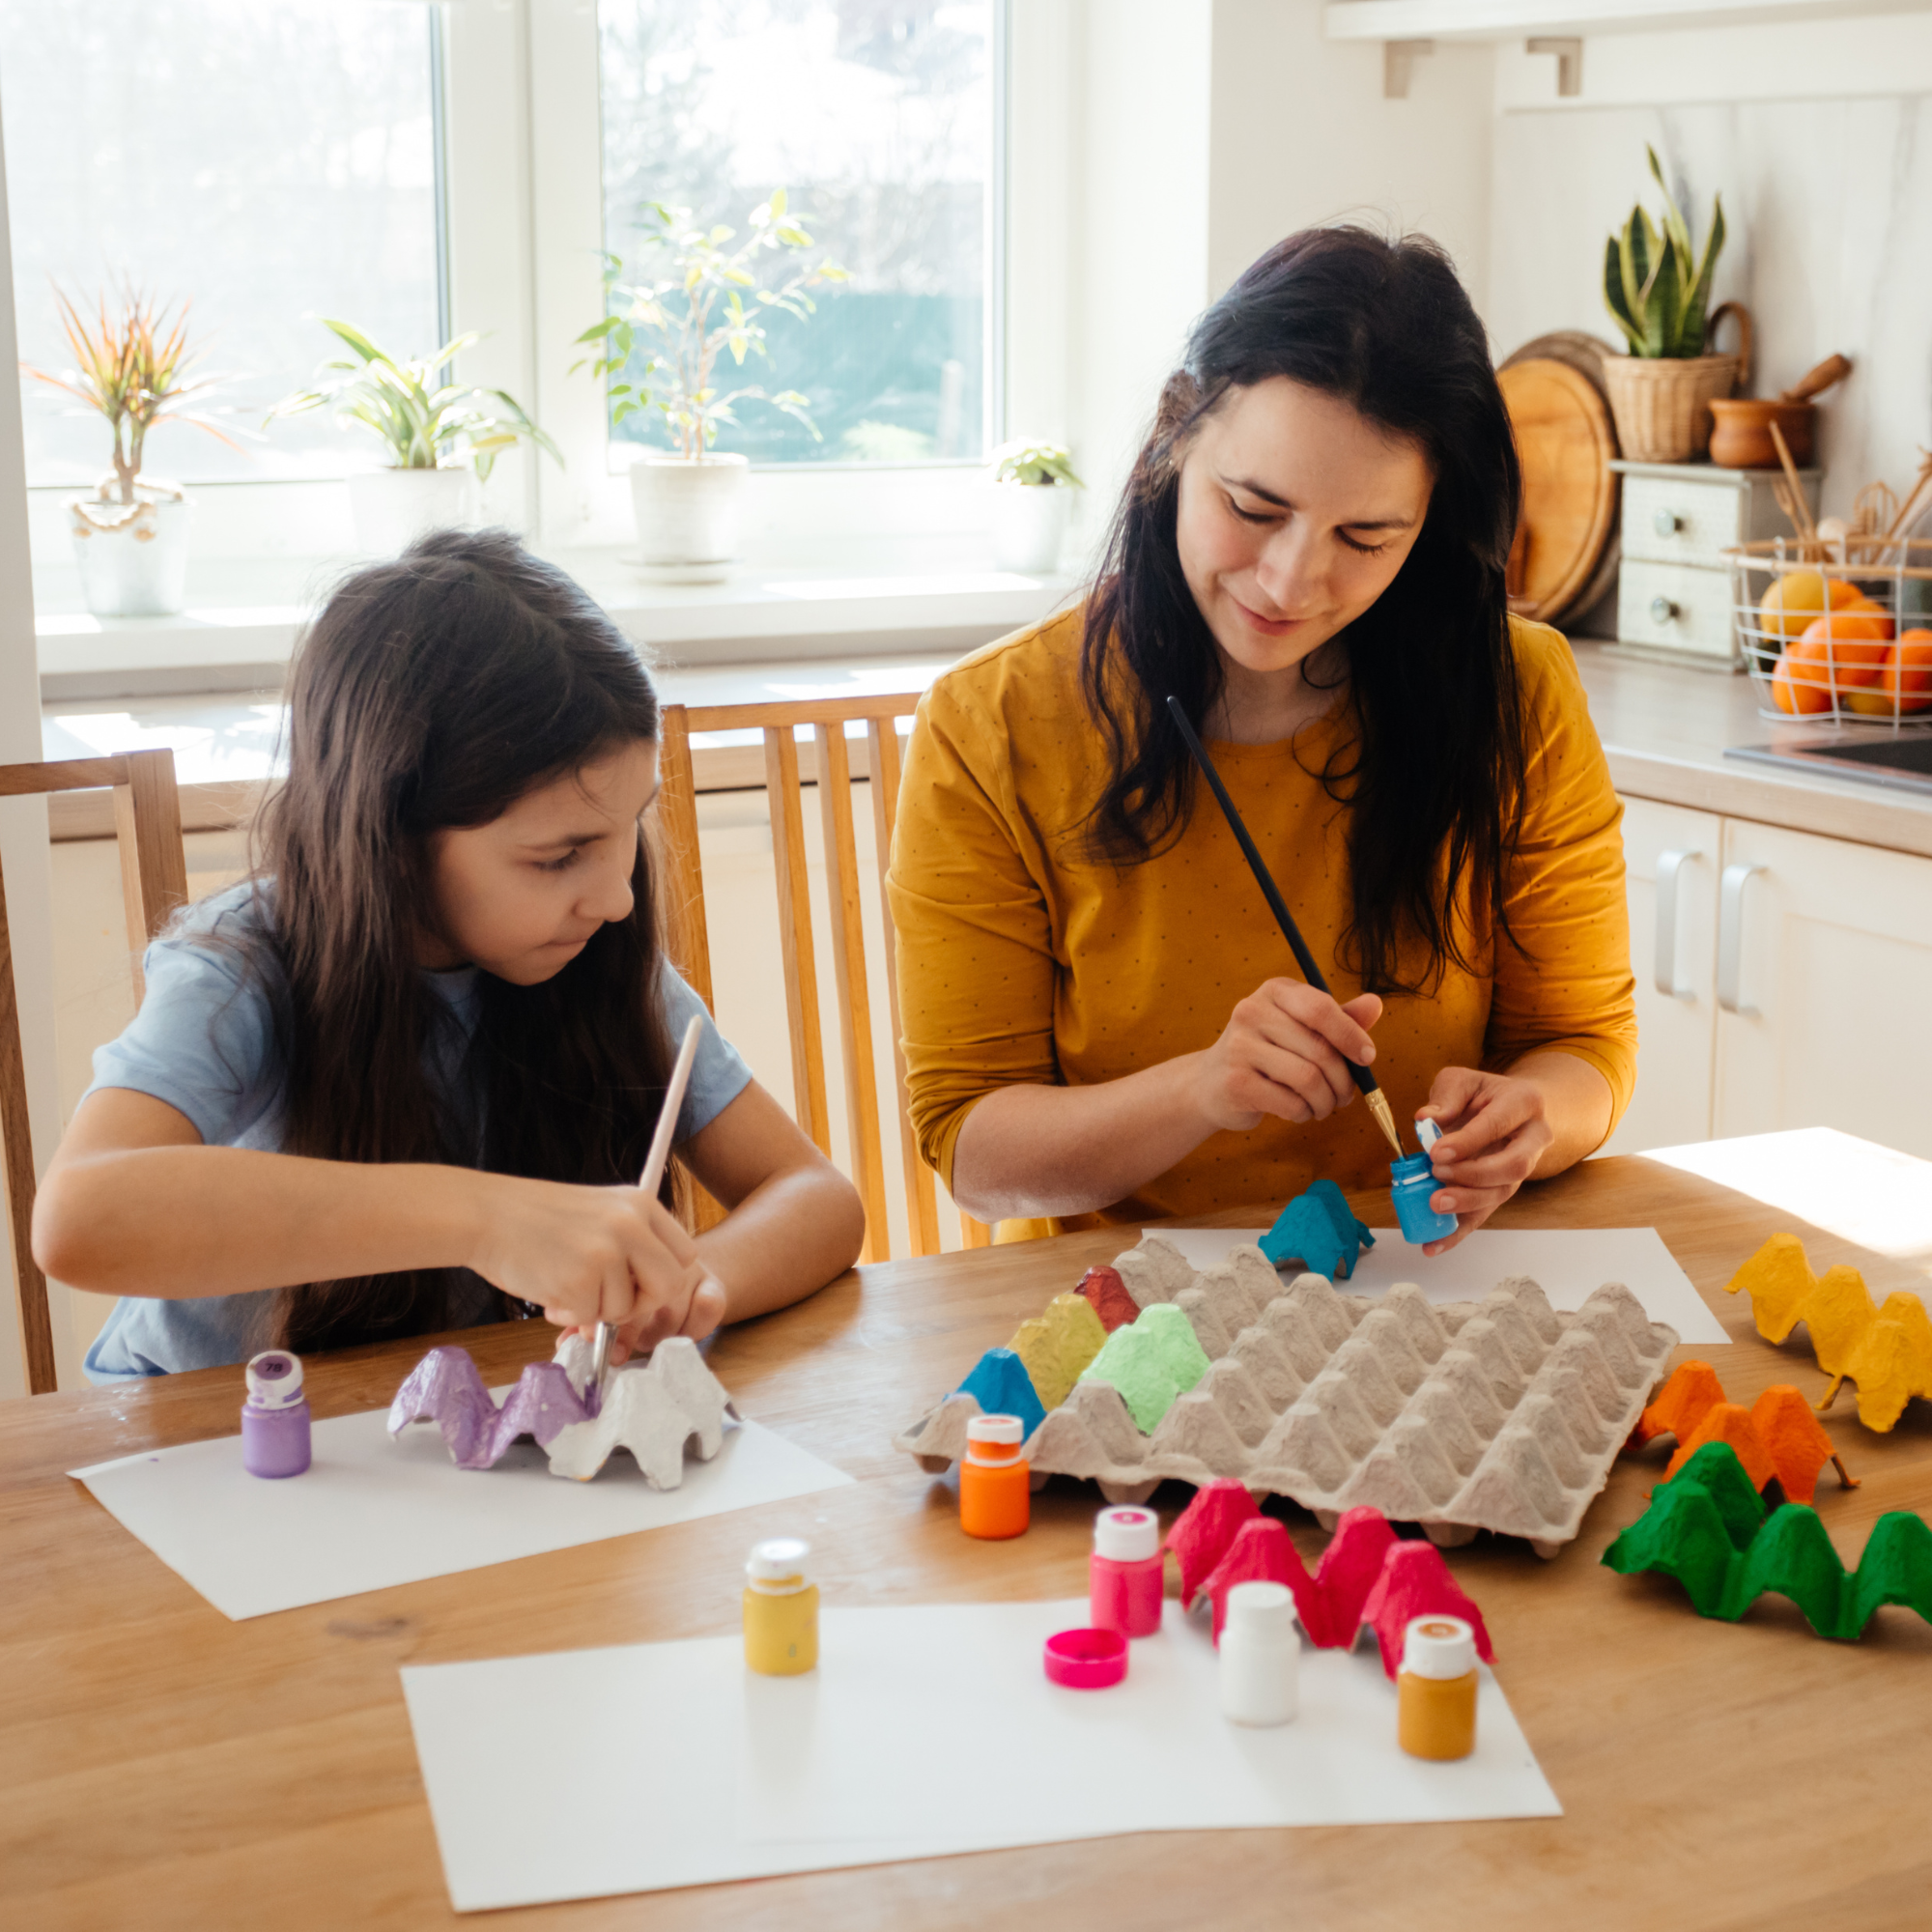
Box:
left=989, top=440, right=1084, bottom=575
left=268, top=321, right=559, bottom=555
left=1601, top=146, right=1748, bottom=465
left=573, top=190, right=844, bottom=582
left=21, top=285, right=246, bottom=616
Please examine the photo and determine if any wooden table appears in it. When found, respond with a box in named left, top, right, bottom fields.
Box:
left=6, top=1152, right=1931, bottom=1930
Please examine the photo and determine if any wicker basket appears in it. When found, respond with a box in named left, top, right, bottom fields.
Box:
left=1602, top=352, right=1742, bottom=463
left=1727, top=535, right=1932, bottom=725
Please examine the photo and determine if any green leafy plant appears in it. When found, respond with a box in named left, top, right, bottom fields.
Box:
left=1604, top=146, right=1727, bottom=359
left=268, top=320, right=559, bottom=480
left=992, top=440, right=1084, bottom=488
left=572, top=189, right=845, bottom=461
left=20, top=284, right=245, bottom=503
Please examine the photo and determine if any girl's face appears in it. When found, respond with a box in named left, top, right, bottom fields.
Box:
left=1174, top=376, right=1435, bottom=684
left=420, top=739, right=661, bottom=983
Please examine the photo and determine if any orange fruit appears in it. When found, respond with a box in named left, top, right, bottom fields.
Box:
left=1844, top=631, right=1932, bottom=717
left=1787, top=607, right=1893, bottom=687
left=1757, top=571, right=1864, bottom=643
left=1772, top=651, right=1833, bottom=714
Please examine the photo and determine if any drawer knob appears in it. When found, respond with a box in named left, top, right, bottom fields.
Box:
left=1650, top=596, right=1680, bottom=624
left=1653, top=508, right=1682, bottom=536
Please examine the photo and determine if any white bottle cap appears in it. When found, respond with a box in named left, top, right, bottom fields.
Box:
left=1224, top=1580, right=1296, bottom=1639
left=746, top=1537, right=811, bottom=1584
left=244, top=1350, right=304, bottom=1408
left=966, top=1413, right=1025, bottom=1462
left=1402, top=1614, right=1476, bottom=1680
left=1416, top=1117, right=1441, bottom=1151
left=1094, top=1505, right=1159, bottom=1563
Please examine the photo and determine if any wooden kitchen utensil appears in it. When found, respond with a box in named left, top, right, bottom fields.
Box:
left=1707, top=353, right=1852, bottom=469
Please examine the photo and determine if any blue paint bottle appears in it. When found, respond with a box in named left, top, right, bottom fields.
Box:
left=1391, top=1120, right=1458, bottom=1246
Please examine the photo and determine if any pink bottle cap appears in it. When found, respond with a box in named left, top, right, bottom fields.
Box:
left=1043, top=1626, right=1128, bottom=1690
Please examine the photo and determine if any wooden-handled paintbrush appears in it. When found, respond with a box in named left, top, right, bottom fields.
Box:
left=1164, top=695, right=1405, bottom=1159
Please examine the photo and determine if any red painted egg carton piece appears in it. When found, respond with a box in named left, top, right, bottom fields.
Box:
left=1167, top=1485, right=1494, bottom=1680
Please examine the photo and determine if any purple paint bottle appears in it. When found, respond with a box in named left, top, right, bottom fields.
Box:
left=242, top=1350, right=311, bottom=1478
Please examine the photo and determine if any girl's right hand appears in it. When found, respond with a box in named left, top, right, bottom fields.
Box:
left=1192, top=978, right=1383, bottom=1132
left=461, top=1175, right=705, bottom=1333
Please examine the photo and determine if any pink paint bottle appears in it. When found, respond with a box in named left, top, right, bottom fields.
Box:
left=1089, top=1505, right=1164, bottom=1637
left=242, top=1350, right=311, bottom=1478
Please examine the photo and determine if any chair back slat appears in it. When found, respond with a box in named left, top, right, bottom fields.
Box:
left=812, top=724, right=889, bottom=1263
left=866, top=717, right=943, bottom=1256
left=0, top=750, right=189, bottom=1392
left=654, top=707, right=713, bottom=1010
left=762, top=725, right=833, bottom=1156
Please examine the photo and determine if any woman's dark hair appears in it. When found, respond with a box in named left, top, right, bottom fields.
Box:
left=1080, top=224, right=1525, bottom=995
left=245, top=527, right=671, bottom=1354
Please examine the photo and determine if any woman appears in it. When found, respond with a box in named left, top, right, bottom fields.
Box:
left=889, top=227, right=1635, bottom=1250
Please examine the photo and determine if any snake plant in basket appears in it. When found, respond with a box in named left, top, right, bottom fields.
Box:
left=1599, top=147, right=1747, bottom=463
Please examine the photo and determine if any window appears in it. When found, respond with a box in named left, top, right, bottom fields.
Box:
left=4, top=0, right=442, bottom=489
left=596, top=0, right=995, bottom=468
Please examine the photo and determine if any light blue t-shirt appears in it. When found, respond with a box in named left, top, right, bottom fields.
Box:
left=80, top=881, right=753, bottom=1382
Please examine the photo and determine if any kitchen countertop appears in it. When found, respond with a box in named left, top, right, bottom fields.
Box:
left=1574, top=641, right=1932, bottom=861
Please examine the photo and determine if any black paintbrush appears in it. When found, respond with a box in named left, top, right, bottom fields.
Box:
left=1164, top=694, right=1404, bottom=1157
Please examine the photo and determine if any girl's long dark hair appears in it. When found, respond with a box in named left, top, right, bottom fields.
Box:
left=1081, top=225, right=1526, bottom=995
left=246, top=528, right=672, bottom=1355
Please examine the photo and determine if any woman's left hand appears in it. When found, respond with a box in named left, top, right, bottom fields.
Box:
left=1412, top=1065, right=1555, bottom=1255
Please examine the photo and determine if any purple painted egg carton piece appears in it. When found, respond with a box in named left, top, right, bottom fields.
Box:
left=386, top=1346, right=592, bottom=1470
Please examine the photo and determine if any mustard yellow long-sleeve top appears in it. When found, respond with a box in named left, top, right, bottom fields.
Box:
left=887, top=605, right=1636, bottom=1236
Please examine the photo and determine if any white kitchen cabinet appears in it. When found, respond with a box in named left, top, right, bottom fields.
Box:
left=1712, top=820, right=1932, bottom=1160
left=1599, top=797, right=1721, bottom=1156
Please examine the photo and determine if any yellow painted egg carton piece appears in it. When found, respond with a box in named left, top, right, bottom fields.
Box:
left=1725, top=1233, right=1932, bottom=1433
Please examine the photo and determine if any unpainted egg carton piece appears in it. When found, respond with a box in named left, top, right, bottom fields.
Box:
left=546, top=1332, right=738, bottom=1485
left=895, top=1234, right=1678, bottom=1556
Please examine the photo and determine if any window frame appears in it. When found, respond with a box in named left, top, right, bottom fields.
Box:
left=19, top=0, right=1032, bottom=571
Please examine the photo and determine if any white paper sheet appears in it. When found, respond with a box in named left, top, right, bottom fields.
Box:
left=1157, top=1225, right=1728, bottom=1344
left=71, top=1407, right=853, bottom=1621
left=401, top=1599, right=1559, bottom=1912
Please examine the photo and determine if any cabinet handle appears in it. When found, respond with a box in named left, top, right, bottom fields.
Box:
left=1654, top=848, right=1701, bottom=1000
left=1653, top=508, right=1682, bottom=536
left=1650, top=596, right=1680, bottom=624
left=1718, top=862, right=1766, bottom=1017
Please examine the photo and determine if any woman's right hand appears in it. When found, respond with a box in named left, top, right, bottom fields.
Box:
left=461, top=1174, right=706, bottom=1333
left=1192, top=978, right=1383, bottom=1132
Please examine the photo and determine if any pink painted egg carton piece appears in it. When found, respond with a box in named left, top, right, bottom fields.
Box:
left=896, top=1234, right=1678, bottom=1556
left=1169, top=1478, right=1494, bottom=1680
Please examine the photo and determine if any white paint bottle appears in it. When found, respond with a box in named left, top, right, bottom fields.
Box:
left=1218, top=1579, right=1299, bottom=1726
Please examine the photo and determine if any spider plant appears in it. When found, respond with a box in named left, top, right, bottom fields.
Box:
left=268, top=320, right=559, bottom=480
left=572, top=189, right=845, bottom=460
left=19, top=284, right=245, bottom=504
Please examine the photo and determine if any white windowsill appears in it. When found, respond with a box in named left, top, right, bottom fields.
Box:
left=34, top=537, right=1083, bottom=700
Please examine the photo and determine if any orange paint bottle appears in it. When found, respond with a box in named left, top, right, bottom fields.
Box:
left=960, top=1413, right=1031, bottom=1540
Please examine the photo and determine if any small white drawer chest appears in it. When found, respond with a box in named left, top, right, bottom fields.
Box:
left=1609, top=459, right=1821, bottom=668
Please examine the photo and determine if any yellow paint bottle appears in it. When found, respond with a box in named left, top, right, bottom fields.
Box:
left=744, top=1537, right=819, bottom=1676
left=1397, top=1615, right=1478, bottom=1761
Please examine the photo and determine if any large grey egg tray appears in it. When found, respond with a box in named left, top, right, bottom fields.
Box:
left=895, top=1235, right=1679, bottom=1557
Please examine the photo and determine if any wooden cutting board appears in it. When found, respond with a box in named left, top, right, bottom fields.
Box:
left=1497, top=354, right=1619, bottom=627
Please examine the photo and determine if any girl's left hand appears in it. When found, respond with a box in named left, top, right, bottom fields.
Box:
left=1412, top=1066, right=1555, bottom=1255
left=569, top=1264, right=728, bottom=1366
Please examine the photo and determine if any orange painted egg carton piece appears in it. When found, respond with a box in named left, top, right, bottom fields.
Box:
left=1630, top=1360, right=1858, bottom=1504
left=1724, top=1234, right=1932, bottom=1433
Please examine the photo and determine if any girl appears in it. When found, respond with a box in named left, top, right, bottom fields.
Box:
left=890, top=227, right=1637, bottom=1249
left=38, top=529, right=865, bottom=1378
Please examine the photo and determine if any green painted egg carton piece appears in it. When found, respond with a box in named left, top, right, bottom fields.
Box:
left=1602, top=1440, right=1932, bottom=1639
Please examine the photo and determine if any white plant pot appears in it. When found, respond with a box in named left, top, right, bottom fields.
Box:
left=991, top=482, right=1073, bottom=576
left=627, top=453, right=750, bottom=583
left=69, top=487, right=193, bottom=617
left=347, top=467, right=475, bottom=556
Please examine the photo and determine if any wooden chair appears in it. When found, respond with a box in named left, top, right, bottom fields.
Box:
left=1, top=751, right=188, bottom=1393
left=655, top=697, right=991, bottom=1263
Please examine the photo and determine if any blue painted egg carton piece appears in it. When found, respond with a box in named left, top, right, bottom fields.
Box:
left=1259, top=1179, right=1375, bottom=1281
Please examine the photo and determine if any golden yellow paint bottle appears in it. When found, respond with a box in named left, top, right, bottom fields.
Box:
left=743, top=1537, right=819, bottom=1676
left=1397, top=1615, right=1478, bottom=1761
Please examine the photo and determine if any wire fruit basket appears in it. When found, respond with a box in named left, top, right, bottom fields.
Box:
left=1727, top=536, right=1932, bottom=727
